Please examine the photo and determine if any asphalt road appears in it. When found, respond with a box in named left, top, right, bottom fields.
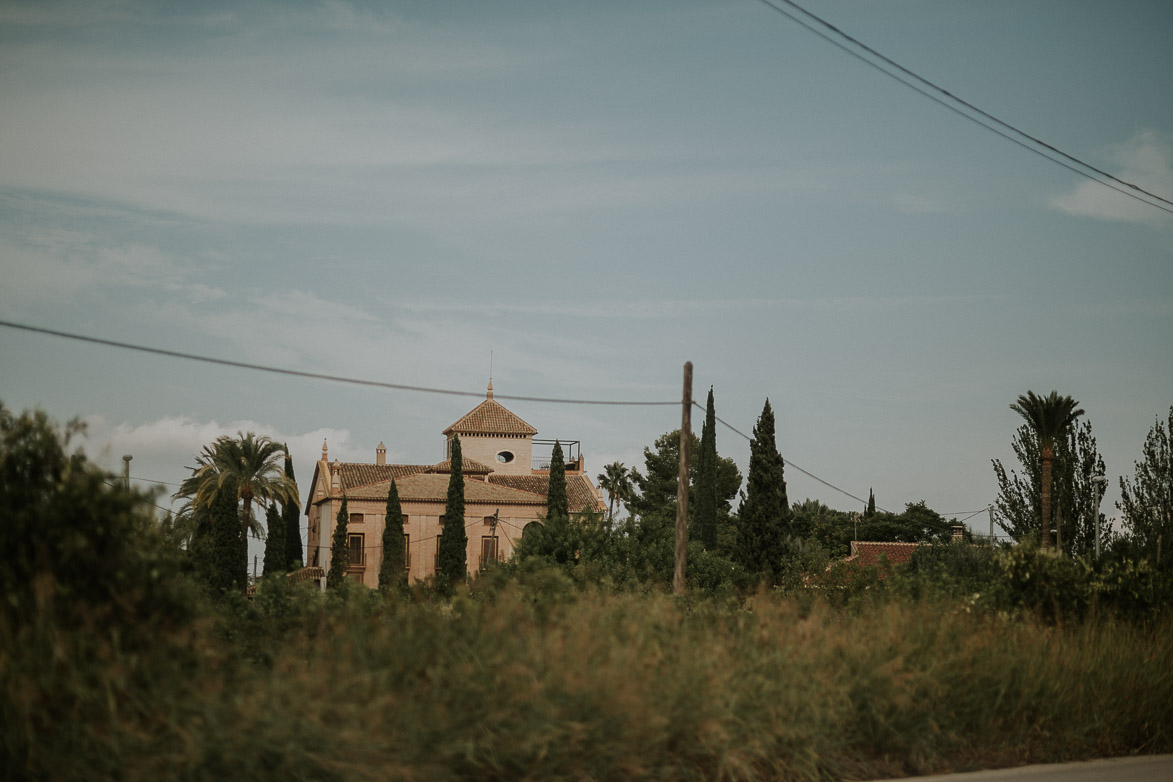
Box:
left=878, top=755, right=1173, bottom=781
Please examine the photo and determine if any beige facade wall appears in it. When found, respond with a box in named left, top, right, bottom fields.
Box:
left=311, top=491, right=546, bottom=587
left=449, top=432, right=534, bottom=475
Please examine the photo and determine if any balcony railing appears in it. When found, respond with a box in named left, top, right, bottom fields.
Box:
left=531, top=439, right=580, bottom=471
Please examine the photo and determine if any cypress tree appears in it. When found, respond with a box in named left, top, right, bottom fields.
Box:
left=379, top=479, right=407, bottom=593
left=262, top=502, right=286, bottom=576
left=210, top=479, right=243, bottom=593
left=734, top=399, right=790, bottom=585
left=327, top=496, right=350, bottom=589
left=696, top=387, right=719, bottom=549
left=282, top=448, right=302, bottom=569
left=866, top=488, right=876, bottom=519
left=547, top=439, right=569, bottom=522
left=438, top=435, right=467, bottom=587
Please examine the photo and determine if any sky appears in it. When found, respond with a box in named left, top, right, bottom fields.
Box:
left=2, top=0, right=1171, bottom=561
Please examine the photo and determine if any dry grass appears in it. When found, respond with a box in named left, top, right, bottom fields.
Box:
left=4, top=581, right=1172, bottom=781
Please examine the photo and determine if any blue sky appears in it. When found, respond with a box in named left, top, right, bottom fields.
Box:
left=2, top=0, right=1171, bottom=550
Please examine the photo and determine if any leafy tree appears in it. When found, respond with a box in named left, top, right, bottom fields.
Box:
left=282, top=447, right=302, bottom=569
left=327, top=496, right=349, bottom=589
left=379, top=480, right=407, bottom=593
left=695, top=387, right=719, bottom=549
left=262, top=502, right=285, bottom=576
left=1118, top=406, right=1173, bottom=566
left=734, top=399, right=790, bottom=584
left=993, top=419, right=1107, bottom=557
left=210, top=475, right=244, bottom=592
left=175, top=431, right=297, bottom=590
left=438, top=435, right=467, bottom=586
left=597, top=461, right=634, bottom=521
left=547, top=439, right=568, bottom=522
left=794, top=498, right=952, bottom=559
left=1009, top=390, right=1084, bottom=551
left=514, top=511, right=581, bottom=568
left=0, top=403, right=189, bottom=625
left=629, top=430, right=741, bottom=531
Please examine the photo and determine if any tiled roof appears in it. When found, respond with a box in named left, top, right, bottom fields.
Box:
left=320, top=460, right=603, bottom=514
left=443, top=398, right=538, bottom=436
left=339, top=463, right=427, bottom=491
left=845, top=541, right=924, bottom=569
left=426, top=457, right=495, bottom=475
left=489, top=474, right=604, bottom=514
left=345, top=473, right=549, bottom=505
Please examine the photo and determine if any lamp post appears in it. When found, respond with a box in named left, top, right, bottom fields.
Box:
left=1091, top=475, right=1108, bottom=560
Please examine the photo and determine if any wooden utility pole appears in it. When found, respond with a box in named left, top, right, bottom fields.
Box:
left=674, top=361, right=692, bottom=596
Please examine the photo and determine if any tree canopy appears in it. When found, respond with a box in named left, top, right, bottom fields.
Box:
left=993, top=419, right=1107, bottom=557
left=734, top=399, right=790, bottom=584
left=379, top=480, right=407, bottom=593
left=1009, top=390, right=1084, bottom=550
left=1118, top=406, right=1173, bottom=566
left=547, top=439, right=568, bottom=522
left=437, top=435, right=467, bottom=587
left=327, top=496, right=349, bottom=589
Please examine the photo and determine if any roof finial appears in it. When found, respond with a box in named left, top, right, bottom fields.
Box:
left=487, top=377, right=494, bottom=399
left=322, top=439, right=328, bottom=461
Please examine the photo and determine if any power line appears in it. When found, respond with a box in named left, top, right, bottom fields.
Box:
left=697, top=401, right=892, bottom=513
left=751, top=0, right=1173, bottom=216
left=11, top=313, right=957, bottom=530
left=0, top=319, right=678, bottom=407
left=953, top=508, right=989, bottom=524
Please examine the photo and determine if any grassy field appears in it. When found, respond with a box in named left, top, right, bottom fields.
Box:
left=5, top=573, right=1172, bottom=781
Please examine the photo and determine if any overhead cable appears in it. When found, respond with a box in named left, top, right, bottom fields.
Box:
left=752, top=0, right=1173, bottom=216
left=0, top=319, right=678, bottom=407
left=696, top=401, right=892, bottom=513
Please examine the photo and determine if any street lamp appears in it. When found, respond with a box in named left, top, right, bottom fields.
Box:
left=1091, top=475, right=1108, bottom=560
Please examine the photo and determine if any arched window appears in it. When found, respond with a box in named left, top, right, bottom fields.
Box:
left=522, top=521, right=543, bottom=538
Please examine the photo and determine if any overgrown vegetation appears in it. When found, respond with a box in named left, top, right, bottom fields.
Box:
left=4, top=402, right=1173, bottom=780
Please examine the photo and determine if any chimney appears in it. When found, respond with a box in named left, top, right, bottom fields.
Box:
left=376, top=441, right=386, bottom=466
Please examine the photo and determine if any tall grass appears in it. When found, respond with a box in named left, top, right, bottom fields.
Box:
left=5, top=578, right=1172, bottom=781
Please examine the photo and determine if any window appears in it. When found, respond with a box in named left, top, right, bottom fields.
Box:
left=522, top=521, right=543, bottom=538
left=434, top=533, right=442, bottom=573
left=349, top=513, right=364, bottom=525
left=496, top=451, right=514, bottom=464
left=404, top=534, right=411, bottom=571
left=480, top=535, right=499, bottom=566
left=348, top=533, right=365, bottom=567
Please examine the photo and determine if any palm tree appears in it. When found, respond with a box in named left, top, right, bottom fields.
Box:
left=597, top=461, right=634, bottom=521
left=176, top=432, right=298, bottom=585
left=1010, top=391, right=1084, bottom=551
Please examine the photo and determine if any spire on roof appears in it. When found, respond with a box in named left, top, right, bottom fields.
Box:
left=487, top=378, right=494, bottom=399
left=322, top=439, right=328, bottom=462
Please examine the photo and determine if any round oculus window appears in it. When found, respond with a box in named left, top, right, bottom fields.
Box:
left=496, top=451, right=515, bottom=464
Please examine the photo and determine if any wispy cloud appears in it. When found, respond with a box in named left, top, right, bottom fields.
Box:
left=1051, top=131, right=1173, bottom=226
left=82, top=413, right=375, bottom=497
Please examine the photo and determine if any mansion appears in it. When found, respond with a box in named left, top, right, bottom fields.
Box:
left=304, top=383, right=606, bottom=586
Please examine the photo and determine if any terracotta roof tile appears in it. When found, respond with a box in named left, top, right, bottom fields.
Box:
left=846, top=541, right=924, bottom=569
left=426, top=457, right=495, bottom=475
left=443, top=398, right=537, bottom=437
left=346, top=473, right=549, bottom=505
left=339, top=463, right=427, bottom=492
left=488, top=474, right=604, bottom=514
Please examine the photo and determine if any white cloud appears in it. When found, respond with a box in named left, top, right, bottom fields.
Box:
left=82, top=413, right=369, bottom=500
left=1051, top=131, right=1173, bottom=226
